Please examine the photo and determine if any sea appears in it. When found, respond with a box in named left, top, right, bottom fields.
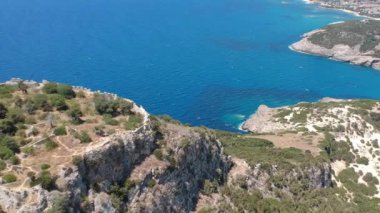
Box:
left=0, top=0, right=378, bottom=131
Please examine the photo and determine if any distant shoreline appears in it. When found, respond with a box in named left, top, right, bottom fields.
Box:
left=301, top=0, right=380, bottom=20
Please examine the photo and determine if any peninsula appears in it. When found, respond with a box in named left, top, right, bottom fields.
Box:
left=291, top=20, right=380, bottom=70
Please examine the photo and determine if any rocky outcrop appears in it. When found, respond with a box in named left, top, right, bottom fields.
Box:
left=127, top=127, right=232, bottom=212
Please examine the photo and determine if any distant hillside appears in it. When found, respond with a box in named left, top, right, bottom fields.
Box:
left=0, top=79, right=380, bottom=212
left=291, top=20, right=380, bottom=70
left=309, top=0, right=380, bottom=18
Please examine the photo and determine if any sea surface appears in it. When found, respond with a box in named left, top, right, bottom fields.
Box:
left=0, top=0, right=378, bottom=131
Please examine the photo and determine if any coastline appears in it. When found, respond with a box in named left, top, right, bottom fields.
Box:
left=301, top=0, right=380, bottom=20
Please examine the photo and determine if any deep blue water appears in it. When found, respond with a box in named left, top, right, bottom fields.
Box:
left=0, top=0, right=378, bottom=131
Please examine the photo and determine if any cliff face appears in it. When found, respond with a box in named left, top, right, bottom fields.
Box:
left=291, top=20, right=380, bottom=71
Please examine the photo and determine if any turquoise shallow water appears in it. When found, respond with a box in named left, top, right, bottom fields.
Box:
left=0, top=0, right=377, bottom=131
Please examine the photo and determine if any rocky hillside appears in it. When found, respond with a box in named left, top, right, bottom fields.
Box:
left=291, top=20, right=380, bottom=70
left=242, top=98, right=380, bottom=211
left=1, top=79, right=380, bottom=212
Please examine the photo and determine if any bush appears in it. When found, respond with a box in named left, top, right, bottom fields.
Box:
left=0, top=146, right=14, bottom=160
left=203, top=179, right=218, bottom=195
left=74, top=131, right=92, bottom=143
left=32, top=94, right=52, bottom=111
left=0, top=119, right=17, bottom=135
left=22, top=146, right=34, bottom=155
left=356, top=156, right=369, bottom=165
left=103, top=115, right=119, bottom=126
left=9, top=156, right=20, bottom=165
left=124, top=114, right=143, bottom=130
left=153, top=149, right=163, bottom=160
left=147, top=179, right=156, bottom=188
left=0, top=85, right=16, bottom=99
left=363, top=172, right=379, bottom=186
left=124, top=179, right=137, bottom=191
left=72, top=155, right=82, bottom=167
left=68, top=104, right=83, bottom=125
left=6, top=108, right=25, bottom=124
left=31, top=170, right=55, bottom=190
left=0, top=160, right=6, bottom=171
left=41, top=163, right=51, bottom=170
left=53, top=126, right=67, bottom=136
left=57, top=84, right=75, bottom=99
left=44, top=138, right=58, bottom=151
left=0, top=103, right=7, bottom=119
left=43, top=82, right=58, bottom=94
left=3, top=173, right=17, bottom=183
left=46, top=194, right=69, bottom=213
left=49, top=95, right=68, bottom=111
left=0, top=136, right=20, bottom=153
left=93, top=126, right=105, bottom=137
left=94, top=94, right=132, bottom=117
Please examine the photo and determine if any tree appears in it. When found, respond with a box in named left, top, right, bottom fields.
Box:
left=0, top=103, right=7, bottom=119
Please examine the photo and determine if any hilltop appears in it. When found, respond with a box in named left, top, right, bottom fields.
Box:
left=0, top=79, right=380, bottom=212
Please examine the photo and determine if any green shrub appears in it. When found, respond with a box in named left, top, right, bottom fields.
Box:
left=0, top=136, right=20, bottom=153
left=43, top=82, right=58, bottom=94
left=94, top=94, right=132, bottom=117
left=0, top=119, right=17, bottom=135
left=3, top=173, right=17, bottom=183
left=68, top=104, right=83, bottom=124
left=74, top=131, right=92, bottom=143
left=49, top=95, right=68, bottom=111
left=46, top=194, right=69, bottom=213
left=53, top=126, right=67, bottom=136
left=41, top=163, right=51, bottom=170
left=57, top=84, right=76, bottom=99
left=32, top=94, right=52, bottom=111
left=6, top=108, right=25, bottom=124
left=153, top=149, right=163, bottom=160
left=0, top=146, right=14, bottom=160
left=22, top=146, right=34, bottom=155
left=0, top=160, right=6, bottom=171
left=103, top=115, right=119, bottom=126
left=31, top=170, right=55, bottom=190
left=363, top=172, right=379, bottom=186
left=44, top=138, right=58, bottom=151
left=203, top=179, right=218, bottom=195
left=9, top=156, right=19, bottom=165
left=147, top=179, right=156, bottom=188
left=0, top=103, right=7, bottom=119
left=356, top=156, right=369, bottom=165
left=72, top=155, right=82, bottom=167
left=124, top=114, right=143, bottom=130
left=0, top=85, right=16, bottom=99
left=124, top=179, right=137, bottom=191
